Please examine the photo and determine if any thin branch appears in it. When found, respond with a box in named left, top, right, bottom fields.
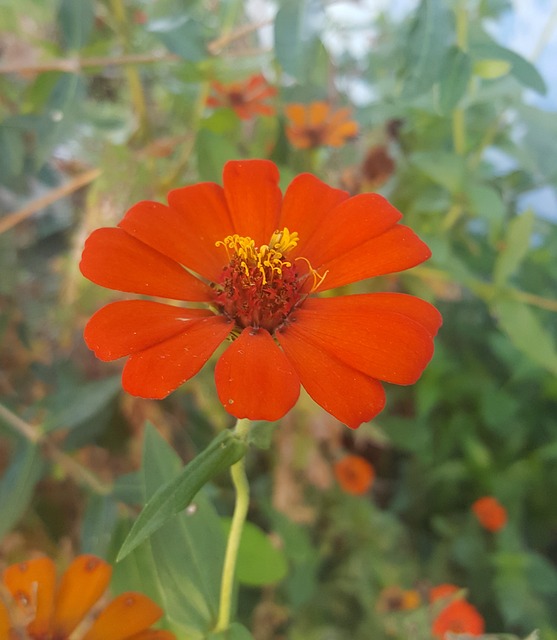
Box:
left=207, top=19, right=273, bottom=55
left=0, top=402, right=112, bottom=495
left=0, top=168, right=101, bottom=236
left=0, top=52, right=181, bottom=75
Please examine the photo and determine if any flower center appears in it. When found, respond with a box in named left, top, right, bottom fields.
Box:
left=213, top=228, right=306, bottom=333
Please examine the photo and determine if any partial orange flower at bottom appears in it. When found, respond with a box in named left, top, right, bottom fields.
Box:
left=285, top=102, right=359, bottom=149
left=80, top=159, right=442, bottom=428
left=0, top=555, right=175, bottom=640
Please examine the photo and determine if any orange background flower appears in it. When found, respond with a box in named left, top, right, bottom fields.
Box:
left=432, top=599, right=485, bottom=638
left=472, top=496, right=507, bottom=532
left=285, top=102, right=359, bottom=149
left=334, top=455, right=375, bottom=495
left=1, top=555, right=174, bottom=640
left=80, top=159, right=441, bottom=428
left=207, top=74, right=277, bottom=120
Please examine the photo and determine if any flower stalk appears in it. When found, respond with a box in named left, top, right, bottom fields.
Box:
left=214, top=418, right=252, bottom=632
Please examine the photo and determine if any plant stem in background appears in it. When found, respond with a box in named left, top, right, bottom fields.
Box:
left=214, top=418, right=252, bottom=632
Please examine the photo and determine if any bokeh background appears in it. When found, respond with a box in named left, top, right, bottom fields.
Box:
left=1, top=0, right=557, bottom=638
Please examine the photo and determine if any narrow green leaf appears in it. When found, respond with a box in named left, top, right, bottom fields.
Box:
left=141, top=425, right=231, bottom=634
left=437, top=46, right=472, bottom=114
left=471, top=42, right=546, bottom=94
left=81, top=494, right=118, bottom=557
left=147, top=16, right=208, bottom=61
left=401, top=0, right=451, bottom=98
left=57, top=0, right=95, bottom=51
left=222, top=519, right=288, bottom=586
left=0, top=441, right=44, bottom=538
left=493, top=298, right=557, bottom=376
left=44, top=375, right=121, bottom=433
left=117, top=429, right=247, bottom=561
left=493, top=210, right=535, bottom=285
left=274, top=0, right=325, bottom=82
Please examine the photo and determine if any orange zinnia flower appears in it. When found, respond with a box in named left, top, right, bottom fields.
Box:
left=471, top=496, right=507, bottom=532
left=284, top=102, right=359, bottom=149
left=334, top=455, right=375, bottom=495
left=432, top=599, right=485, bottom=638
left=207, top=74, right=277, bottom=120
left=80, top=159, right=442, bottom=428
left=0, top=554, right=175, bottom=640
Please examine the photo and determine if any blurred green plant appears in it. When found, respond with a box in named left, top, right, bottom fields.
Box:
left=1, top=0, right=556, bottom=638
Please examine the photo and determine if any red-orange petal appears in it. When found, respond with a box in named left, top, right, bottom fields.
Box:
left=82, top=592, right=163, bottom=640
left=122, top=316, right=233, bottom=399
left=222, top=160, right=282, bottom=245
left=215, top=328, right=300, bottom=421
left=51, top=555, right=112, bottom=638
left=127, top=632, right=177, bottom=640
left=84, top=301, right=214, bottom=361
left=344, top=292, right=443, bottom=337
left=288, top=295, right=436, bottom=385
left=284, top=104, right=306, bottom=127
left=80, top=228, right=211, bottom=301
left=308, top=102, right=330, bottom=126
left=316, top=225, right=432, bottom=291
left=299, top=193, right=402, bottom=268
left=280, top=173, right=349, bottom=258
left=119, top=185, right=233, bottom=282
left=3, top=556, right=56, bottom=638
left=277, top=325, right=385, bottom=428
left=0, top=600, right=10, bottom=637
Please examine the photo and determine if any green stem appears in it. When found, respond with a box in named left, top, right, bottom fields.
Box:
left=214, top=419, right=252, bottom=632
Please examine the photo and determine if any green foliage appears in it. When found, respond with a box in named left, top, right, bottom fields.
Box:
left=0, top=0, right=556, bottom=638
left=118, top=426, right=247, bottom=561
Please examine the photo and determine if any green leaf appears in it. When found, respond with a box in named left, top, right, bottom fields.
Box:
left=528, top=552, right=557, bottom=595
left=57, top=0, right=95, bottom=51
left=44, top=375, right=121, bottom=433
left=467, top=183, right=506, bottom=239
left=147, top=16, right=208, bottom=61
left=196, top=128, right=239, bottom=183
left=81, top=494, right=118, bottom=557
left=493, top=298, right=557, bottom=376
left=493, top=210, right=535, bottom=285
left=274, top=0, right=325, bottom=82
left=117, top=428, right=246, bottom=561
left=0, top=122, right=26, bottom=184
left=437, top=46, right=472, bottom=114
left=473, top=58, right=512, bottom=79
left=401, top=0, right=451, bottom=98
left=410, top=151, right=467, bottom=193
left=140, top=425, right=232, bottom=635
left=222, top=519, right=288, bottom=586
left=471, top=42, right=546, bottom=94
left=0, top=440, right=44, bottom=538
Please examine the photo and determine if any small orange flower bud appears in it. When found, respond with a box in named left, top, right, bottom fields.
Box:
left=334, top=455, right=375, bottom=495
left=471, top=496, right=507, bottom=532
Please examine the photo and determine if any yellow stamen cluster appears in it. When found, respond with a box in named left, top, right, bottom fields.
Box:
left=216, top=228, right=299, bottom=284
